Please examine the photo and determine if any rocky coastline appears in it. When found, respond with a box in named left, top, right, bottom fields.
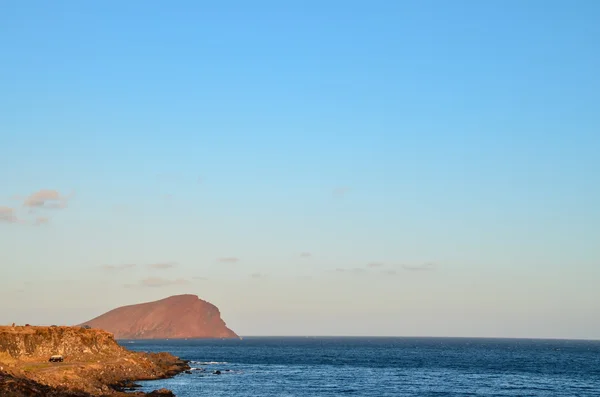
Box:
left=0, top=325, right=190, bottom=396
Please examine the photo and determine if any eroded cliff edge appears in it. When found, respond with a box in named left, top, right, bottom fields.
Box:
left=0, top=325, right=188, bottom=396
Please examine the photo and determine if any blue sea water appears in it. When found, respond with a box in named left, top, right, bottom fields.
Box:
left=121, top=337, right=600, bottom=396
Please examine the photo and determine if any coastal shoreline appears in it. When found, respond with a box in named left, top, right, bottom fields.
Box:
left=1, top=359, right=190, bottom=397
left=0, top=325, right=190, bottom=396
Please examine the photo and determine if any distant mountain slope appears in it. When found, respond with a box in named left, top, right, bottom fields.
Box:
left=80, top=294, right=238, bottom=339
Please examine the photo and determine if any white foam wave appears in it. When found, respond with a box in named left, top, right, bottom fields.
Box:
left=190, top=361, right=229, bottom=365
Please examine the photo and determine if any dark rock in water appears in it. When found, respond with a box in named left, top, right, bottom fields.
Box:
left=120, top=380, right=142, bottom=389
left=213, top=370, right=221, bottom=375
left=184, top=370, right=192, bottom=374
left=147, top=389, right=175, bottom=396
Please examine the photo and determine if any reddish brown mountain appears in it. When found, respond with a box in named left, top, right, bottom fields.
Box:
left=80, top=294, right=238, bottom=339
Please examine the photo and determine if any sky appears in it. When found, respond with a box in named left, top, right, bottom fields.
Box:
left=1, top=0, right=599, bottom=339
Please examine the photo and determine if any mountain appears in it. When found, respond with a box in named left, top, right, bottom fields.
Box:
left=80, top=294, right=238, bottom=339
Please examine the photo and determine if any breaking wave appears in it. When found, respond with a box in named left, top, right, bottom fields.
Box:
left=190, top=361, right=229, bottom=365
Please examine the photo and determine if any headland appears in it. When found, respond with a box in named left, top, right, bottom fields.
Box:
left=0, top=324, right=189, bottom=396
left=80, top=294, right=238, bottom=340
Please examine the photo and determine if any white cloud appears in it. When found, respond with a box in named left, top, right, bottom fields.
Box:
left=148, top=262, right=177, bottom=269
left=403, top=263, right=437, bottom=272
left=101, top=264, right=136, bottom=271
left=23, top=189, right=69, bottom=209
left=34, top=216, right=49, bottom=225
left=0, top=207, right=18, bottom=223
left=217, top=257, right=240, bottom=263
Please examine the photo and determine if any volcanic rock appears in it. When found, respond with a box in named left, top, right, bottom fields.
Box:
left=0, top=325, right=189, bottom=396
left=80, top=295, right=238, bottom=339
left=147, top=389, right=175, bottom=397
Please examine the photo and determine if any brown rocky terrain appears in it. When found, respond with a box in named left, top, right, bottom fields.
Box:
left=0, top=370, right=93, bottom=397
left=80, top=294, right=238, bottom=339
left=0, top=325, right=189, bottom=396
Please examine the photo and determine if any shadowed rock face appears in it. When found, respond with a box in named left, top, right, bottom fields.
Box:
left=0, top=370, right=93, bottom=397
left=80, top=295, right=238, bottom=339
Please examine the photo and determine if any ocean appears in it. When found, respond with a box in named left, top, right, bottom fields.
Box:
left=121, top=337, right=600, bottom=396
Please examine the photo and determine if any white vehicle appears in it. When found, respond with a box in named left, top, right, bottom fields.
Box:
left=49, top=355, right=63, bottom=362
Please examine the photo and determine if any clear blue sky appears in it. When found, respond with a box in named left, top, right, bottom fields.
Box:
left=1, top=1, right=599, bottom=338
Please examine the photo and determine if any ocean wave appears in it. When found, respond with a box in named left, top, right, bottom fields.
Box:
left=190, top=361, right=229, bottom=365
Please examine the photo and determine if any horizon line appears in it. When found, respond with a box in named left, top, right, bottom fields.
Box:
left=116, top=335, right=600, bottom=342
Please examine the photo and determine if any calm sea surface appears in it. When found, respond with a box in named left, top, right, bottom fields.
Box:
left=121, top=337, right=600, bottom=396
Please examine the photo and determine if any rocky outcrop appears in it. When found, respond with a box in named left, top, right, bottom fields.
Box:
left=0, top=325, right=120, bottom=360
left=146, top=389, right=175, bottom=397
left=0, top=326, right=189, bottom=396
left=0, top=370, right=93, bottom=397
left=0, top=370, right=180, bottom=397
left=80, top=295, right=238, bottom=339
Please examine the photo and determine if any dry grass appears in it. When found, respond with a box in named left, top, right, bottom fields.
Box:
left=0, top=326, right=37, bottom=335
left=0, top=351, right=18, bottom=364
left=22, top=362, right=53, bottom=371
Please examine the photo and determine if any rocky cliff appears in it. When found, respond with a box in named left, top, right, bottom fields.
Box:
left=0, top=325, right=120, bottom=360
left=0, top=325, right=189, bottom=396
left=0, top=370, right=93, bottom=397
left=80, top=295, right=238, bottom=339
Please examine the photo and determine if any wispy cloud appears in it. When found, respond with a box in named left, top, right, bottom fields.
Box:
left=332, top=186, right=351, bottom=198
left=148, top=262, right=177, bottom=269
left=0, top=207, right=18, bottom=223
left=101, top=264, right=136, bottom=271
left=250, top=272, right=264, bottom=279
left=217, top=257, right=240, bottom=263
left=335, top=267, right=367, bottom=275
left=140, top=277, right=190, bottom=288
left=299, top=252, right=312, bottom=258
left=34, top=216, right=49, bottom=226
left=403, top=263, right=437, bottom=272
left=335, top=267, right=366, bottom=274
left=367, top=262, right=384, bottom=268
left=382, top=270, right=398, bottom=276
left=23, top=189, right=70, bottom=209
left=192, top=276, right=208, bottom=281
